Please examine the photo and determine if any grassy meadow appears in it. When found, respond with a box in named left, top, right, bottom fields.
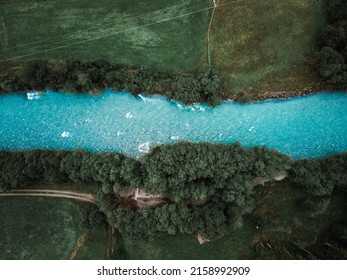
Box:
left=0, top=0, right=209, bottom=72
left=210, top=0, right=326, bottom=94
left=0, top=197, right=106, bottom=259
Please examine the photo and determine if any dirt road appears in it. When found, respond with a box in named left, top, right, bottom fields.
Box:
left=0, top=189, right=97, bottom=204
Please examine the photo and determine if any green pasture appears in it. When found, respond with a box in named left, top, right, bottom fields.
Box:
left=0, top=0, right=209, bottom=72
left=211, top=0, right=326, bottom=94
left=0, top=197, right=106, bottom=259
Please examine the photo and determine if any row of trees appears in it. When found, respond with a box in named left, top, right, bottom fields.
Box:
left=97, top=142, right=293, bottom=237
left=1, top=143, right=346, bottom=240
left=0, top=149, right=141, bottom=192
left=315, top=0, right=347, bottom=88
left=0, top=142, right=293, bottom=198
left=0, top=60, right=223, bottom=106
left=167, top=68, right=223, bottom=106
left=140, top=142, right=292, bottom=201
left=97, top=190, right=229, bottom=240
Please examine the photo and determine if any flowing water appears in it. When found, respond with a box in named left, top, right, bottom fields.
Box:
left=0, top=90, right=346, bottom=159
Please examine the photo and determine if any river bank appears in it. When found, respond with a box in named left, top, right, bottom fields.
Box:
left=2, top=60, right=345, bottom=106
left=222, top=81, right=339, bottom=103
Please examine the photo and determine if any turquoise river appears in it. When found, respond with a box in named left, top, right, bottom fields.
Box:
left=0, top=90, right=346, bottom=159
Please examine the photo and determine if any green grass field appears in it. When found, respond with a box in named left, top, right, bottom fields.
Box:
left=211, top=0, right=326, bottom=94
left=0, top=0, right=209, bottom=72
left=0, top=197, right=106, bottom=259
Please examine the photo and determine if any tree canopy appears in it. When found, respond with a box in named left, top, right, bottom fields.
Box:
left=315, top=0, right=347, bottom=88
left=0, top=60, right=223, bottom=106
left=1, top=143, right=345, bottom=241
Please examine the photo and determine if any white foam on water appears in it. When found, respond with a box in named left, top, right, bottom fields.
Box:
left=170, top=136, right=179, bottom=140
left=248, top=126, right=254, bottom=132
left=125, top=112, right=133, bottom=118
left=138, top=142, right=151, bottom=153
left=139, top=94, right=156, bottom=103
left=27, top=92, right=41, bottom=100
left=139, top=94, right=147, bottom=102
left=61, top=131, right=70, bottom=138
left=117, top=131, right=124, bottom=136
left=193, top=104, right=206, bottom=112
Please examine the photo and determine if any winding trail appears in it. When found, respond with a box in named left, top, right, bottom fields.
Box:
left=0, top=189, right=97, bottom=204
